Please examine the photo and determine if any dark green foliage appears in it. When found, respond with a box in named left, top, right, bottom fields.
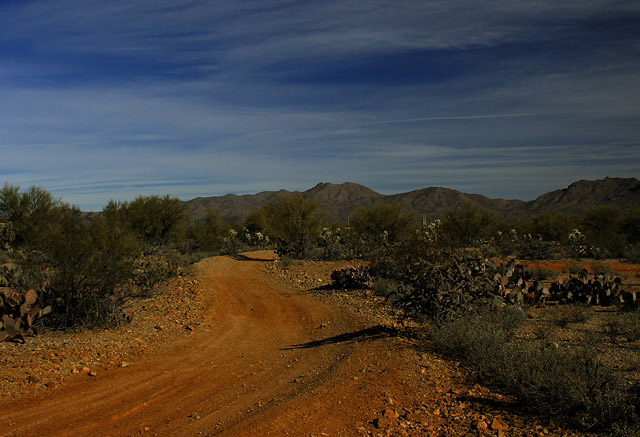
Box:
left=494, top=229, right=556, bottom=259
left=122, top=195, right=188, bottom=246
left=547, top=304, right=592, bottom=328
left=531, top=214, right=578, bottom=243
left=131, top=250, right=183, bottom=294
left=430, top=307, right=637, bottom=430
left=187, top=210, right=229, bottom=252
left=0, top=222, right=15, bottom=248
left=440, top=202, right=495, bottom=248
left=24, top=209, right=141, bottom=327
left=0, top=288, right=51, bottom=342
left=581, top=206, right=626, bottom=257
left=330, top=267, right=371, bottom=290
left=385, top=251, right=500, bottom=323
left=0, top=183, right=63, bottom=249
left=318, top=226, right=355, bottom=260
left=621, top=207, right=640, bottom=245
left=252, top=193, right=323, bottom=258
left=348, top=202, right=414, bottom=255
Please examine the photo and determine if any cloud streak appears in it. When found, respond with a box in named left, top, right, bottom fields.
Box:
left=0, top=1, right=639, bottom=209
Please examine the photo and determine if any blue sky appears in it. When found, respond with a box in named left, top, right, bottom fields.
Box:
left=1, top=0, right=639, bottom=210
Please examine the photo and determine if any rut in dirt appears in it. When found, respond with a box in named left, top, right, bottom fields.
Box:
left=0, top=252, right=397, bottom=436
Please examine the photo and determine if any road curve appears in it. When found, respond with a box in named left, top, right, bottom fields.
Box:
left=0, top=251, right=407, bottom=436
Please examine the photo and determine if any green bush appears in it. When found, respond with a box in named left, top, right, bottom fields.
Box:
left=187, top=210, right=229, bottom=252
left=250, top=193, right=324, bottom=258
left=0, top=183, right=63, bottom=249
left=104, top=195, right=188, bottom=246
left=546, top=304, right=592, bottom=328
left=430, top=307, right=637, bottom=430
left=531, top=214, right=578, bottom=243
left=440, top=202, right=495, bottom=248
left=23, top=209, right=141, bottom=327
left=384, top=250, right=500, bottom=323
left=347, top=202, right=415, bottom=256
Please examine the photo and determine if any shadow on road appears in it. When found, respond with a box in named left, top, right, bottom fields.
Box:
left=227, top=253, right=275, bottom=262
left=282, top=325, right=401, bottom=350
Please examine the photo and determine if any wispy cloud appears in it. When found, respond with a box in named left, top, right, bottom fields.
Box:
left=0, top=1, right=639, bottom=209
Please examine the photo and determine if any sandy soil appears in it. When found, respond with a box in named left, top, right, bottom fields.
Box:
left=0, top=252, right=589, bottom=436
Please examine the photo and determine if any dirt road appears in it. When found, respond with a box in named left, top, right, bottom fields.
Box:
left=0, top=252, right=425, bottom=436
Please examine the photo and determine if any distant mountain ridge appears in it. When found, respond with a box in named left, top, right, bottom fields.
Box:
left=185, top=177, right=640, bottom=224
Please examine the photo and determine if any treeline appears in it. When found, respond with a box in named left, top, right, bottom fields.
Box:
left=0, top=184, right=234, bottom=332
left=2, top=184, right=639, bottom=333
left=241, top=192, right=640, bottom=261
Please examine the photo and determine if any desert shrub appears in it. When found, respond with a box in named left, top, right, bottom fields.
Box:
left=104, top=195, right=188, bottom=246
left=546, top=304, right=592, bottom=328
left=530, top=264, right=556, bottom=281
left=430, top=308, right=637, bottom=430
left=9, top=208, right=140, bottom=328
left=590, top=260, right=615, bottom=277
left=251, top=193, right=324, bottom=259
left=531, top=214, right=578, bottom=243
left=581, top=206, right=627, bottom=257
left=494, top=229, right=556, bottom=259
left=0, top=184, right=64, bottom=249
left=604, top=310, right=640, bottom=343
left=621, top=207, right=640, bottom=245
left=384, top=250, right=500, bottom=323
left=318, top=226, right=356, bottom=260
left=563, top=259, right=582, bottom=274
left=330, top=267, right=371, bottom=290
left=439, top=202, right=495, bottom=248
left=347, top=202, right=414, bottom=256
left=36, top=211, right=140, bottom=327
left=132, top=250, right=184, bottom=295
left=516, top=235, right=556, bottom=259
left=568, top=229, right=603, bottom=258
left=187, top=210, right=229, bottom=252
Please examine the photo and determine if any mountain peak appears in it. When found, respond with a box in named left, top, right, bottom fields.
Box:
left=304, top=182, right=382, bottom=202
left=184, top=177, right=640, bottom=224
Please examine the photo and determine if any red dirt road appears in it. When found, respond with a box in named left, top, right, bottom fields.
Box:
left=0, top=252, right=420, bottom=436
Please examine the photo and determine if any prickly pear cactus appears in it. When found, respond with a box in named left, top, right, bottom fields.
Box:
left=0, top=288, right=51, bottom=342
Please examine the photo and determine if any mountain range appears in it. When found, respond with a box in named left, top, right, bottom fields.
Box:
left=185, top=177, right=640, bottom=224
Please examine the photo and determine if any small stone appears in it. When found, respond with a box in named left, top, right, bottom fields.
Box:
left=491, top=418, right=508, bottom=431
left=120, top=361, right=130, bottom=368
left=373, top=417, right=391, bottom=429
left=26, top=375, right=41, bottom=384
left=383, top=409, right=397, bottom=420
left=82, top=366, right=91, bottom=373
left=88, top=370, right=97, bottom=377
left=475, top=420, right=488, bottom=431
left=71, top=368, right=80, bottom=374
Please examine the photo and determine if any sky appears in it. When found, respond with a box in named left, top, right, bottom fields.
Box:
left=1, top=0, right=639, bottom=210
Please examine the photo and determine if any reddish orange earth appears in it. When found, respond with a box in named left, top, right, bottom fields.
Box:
left=0, top=252, right=409, bottom=436
left=0, top=252, right=577, bottom=436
